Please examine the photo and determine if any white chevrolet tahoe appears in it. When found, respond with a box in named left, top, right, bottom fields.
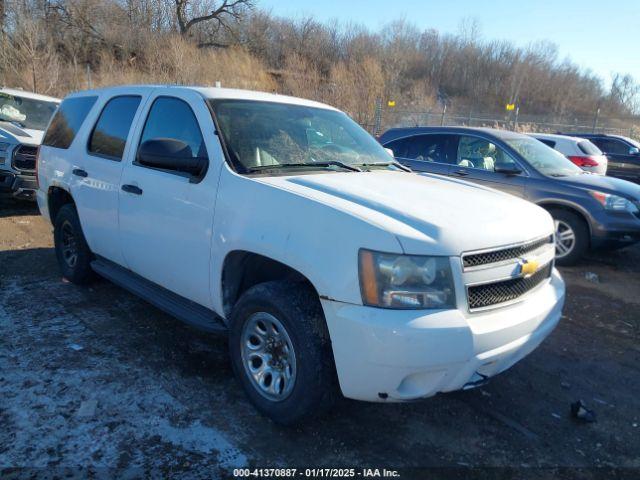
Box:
left=0, top=88, right=60, bottom=200
left=37, top=85, right=565, bottom=424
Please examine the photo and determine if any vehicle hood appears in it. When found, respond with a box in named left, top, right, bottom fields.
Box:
left=255, top=171, right=554, bottom=256
left=0, top=122, right=44, bottom=144
left=557, top=173, right=640, bottom=200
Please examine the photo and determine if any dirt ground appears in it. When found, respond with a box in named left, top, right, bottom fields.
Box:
left=1, top=198, right=639, bottom=478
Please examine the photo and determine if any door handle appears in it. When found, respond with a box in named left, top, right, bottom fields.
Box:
left=72, top=168, right=88, bottom=178
left=453, top=169, right=470, bottom=176
left=121, top=184, right=143, bottom=195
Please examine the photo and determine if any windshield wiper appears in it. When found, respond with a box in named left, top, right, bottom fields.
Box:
left=246, top=161, right=362, bottom=173
left=0, top=116, right=26, bottom=128
left=356, top=161, right=412, bottom=172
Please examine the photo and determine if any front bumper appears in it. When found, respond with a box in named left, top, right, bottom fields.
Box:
left=590, top=210, right=640, bottom=249
left=0, top=170, right=37, bottom=199
left=322, top=268, right=565, bottom=402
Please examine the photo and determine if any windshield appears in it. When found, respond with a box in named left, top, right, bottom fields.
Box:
left=209, top=99, right=392, bottom=173
left=0, top=92, right=59, bottom=131
left=505, top=136, right=583, bottom=177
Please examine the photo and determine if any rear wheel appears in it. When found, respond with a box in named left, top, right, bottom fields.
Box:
left=229, top=281, right=337, bottom=425
left=53, top=204, right=95, bottom=284
left=549, top=209, right=589, bottom=266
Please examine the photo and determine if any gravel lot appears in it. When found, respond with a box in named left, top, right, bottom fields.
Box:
left=1, top=199, right=639, bottom=478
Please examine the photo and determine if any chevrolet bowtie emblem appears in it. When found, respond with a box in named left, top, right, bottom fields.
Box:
left=519, top=259, right=539, bottom=277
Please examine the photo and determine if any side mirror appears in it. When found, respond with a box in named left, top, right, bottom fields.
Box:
left=137, top=138, right=206, bottom=178
left=629, top=147, right=640, bottom=155
left=384, top=147, right=395, bottom=158
left=494, top=164, right=522, bottom=175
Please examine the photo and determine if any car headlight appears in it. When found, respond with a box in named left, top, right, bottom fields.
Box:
left=359, top=250, right=456, bottom=309
left=0, top=142, right=9, bottom=164
left=590, top=191, right=639, bottom=214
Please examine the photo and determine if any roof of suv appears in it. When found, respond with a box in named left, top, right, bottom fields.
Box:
left=65, top=84, right=338, bottom=111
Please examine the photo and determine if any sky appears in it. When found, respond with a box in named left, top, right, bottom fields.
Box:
left=259, top=0, right=640, bottom=90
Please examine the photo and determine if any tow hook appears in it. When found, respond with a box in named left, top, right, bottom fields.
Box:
left=462, top=372, right=489, bottom=390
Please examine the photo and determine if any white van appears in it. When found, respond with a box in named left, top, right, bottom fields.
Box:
left=37, top=85, right=565, bottom=424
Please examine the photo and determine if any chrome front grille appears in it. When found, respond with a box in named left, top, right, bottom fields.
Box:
left=462, top=235, right=553, bottom=269
left=12, top=145, right=38, bottom=173
left=467, top=263, right=552, bottom=310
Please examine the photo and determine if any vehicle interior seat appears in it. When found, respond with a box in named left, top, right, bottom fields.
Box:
left=458, top=139, right=497, bottom=171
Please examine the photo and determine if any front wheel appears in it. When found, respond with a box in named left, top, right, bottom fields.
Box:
left=229, top=281, right=337, bottom=425
left=550, top=209, right=589, bottom=266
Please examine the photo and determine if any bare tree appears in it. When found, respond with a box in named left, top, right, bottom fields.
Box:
left=0, top=0, right=5, bottom=34
left=174, top=0, right=253, bottom=39
left=610, top=73, right=640, bottom=114
left=1, top=16, right=60, bottom=93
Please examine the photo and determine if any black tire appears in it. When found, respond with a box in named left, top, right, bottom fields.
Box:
left=53, top=203, right=95, bottom=284
left=549, top=209, right=589, bottom=266
left=229, top=280, right=337, bottom=425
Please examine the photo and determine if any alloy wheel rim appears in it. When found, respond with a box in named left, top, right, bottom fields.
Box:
left=61, top=220, right=79, bottom=268
left=554, top=219, right=576, bottom=258
left=240, top=312, right=296, bottom=402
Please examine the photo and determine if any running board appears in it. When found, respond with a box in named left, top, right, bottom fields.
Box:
left=91, top=258, right=227, bottom=334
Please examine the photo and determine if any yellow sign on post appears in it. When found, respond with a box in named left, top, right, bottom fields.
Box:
left=387, top=100, right=396, bottom=107
left=506, top=103, right=515, bottom=111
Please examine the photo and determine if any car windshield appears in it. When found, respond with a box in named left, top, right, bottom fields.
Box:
left=505, top=136, right=583, bottom=177
left=0, top=92, right=58, bottom=131
left=209, top=99, right=392, bottom=173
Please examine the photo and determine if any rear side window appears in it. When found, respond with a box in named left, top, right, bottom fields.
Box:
left=88, top=96, right=141, bottom=160
left=384, top=137, right=409, bottom=157
left=399, top=134, right=455, bottom=164
left=42, top=96, right=97, bottom=149
left=577, top=140, right=602, bottom=155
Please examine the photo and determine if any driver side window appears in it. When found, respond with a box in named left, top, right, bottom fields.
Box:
left=138, top=97, right=207, bottom=163
left=456, top=135, right=516, bottom=172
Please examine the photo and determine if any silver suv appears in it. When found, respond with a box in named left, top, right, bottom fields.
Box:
left=0, top=88, right=60, bottom=200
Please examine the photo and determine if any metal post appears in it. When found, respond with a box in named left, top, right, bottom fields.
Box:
left=592, top=107, right=600, bottom=133
left=514, top=106, right=520, bottom=131
left=440, top=103, right=447, bottom=126
left=467, top=109, right=472, bottom=126
left=86, top=64, right=92, bottom=89
left=373, top=98, right=383, bottom=136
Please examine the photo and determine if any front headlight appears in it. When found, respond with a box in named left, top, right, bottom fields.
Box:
left=590, top=191, right=639, bottom=214
left=0, top=142, right=9, bottom=164
left=359, top=250, right=456, bottom=309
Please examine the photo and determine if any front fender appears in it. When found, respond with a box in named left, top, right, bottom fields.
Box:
left=209, top=167, right=403, bottom=315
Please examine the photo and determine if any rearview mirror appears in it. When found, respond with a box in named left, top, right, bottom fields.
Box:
left=494, top=165, right=522, bottom=175
left=629, top=147, right=640, bottom=155
left=137, top=138, right=206, bottom=178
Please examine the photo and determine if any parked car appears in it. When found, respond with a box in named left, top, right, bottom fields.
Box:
left=380, top=127, right=640, bottom=265
left=0, top=87, right=60, bottom=200
left=37, top=86, right=565, bottom=424
left=528, top=133, right=607, bottom=175
left=560, top=132, right=640, bottom=184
